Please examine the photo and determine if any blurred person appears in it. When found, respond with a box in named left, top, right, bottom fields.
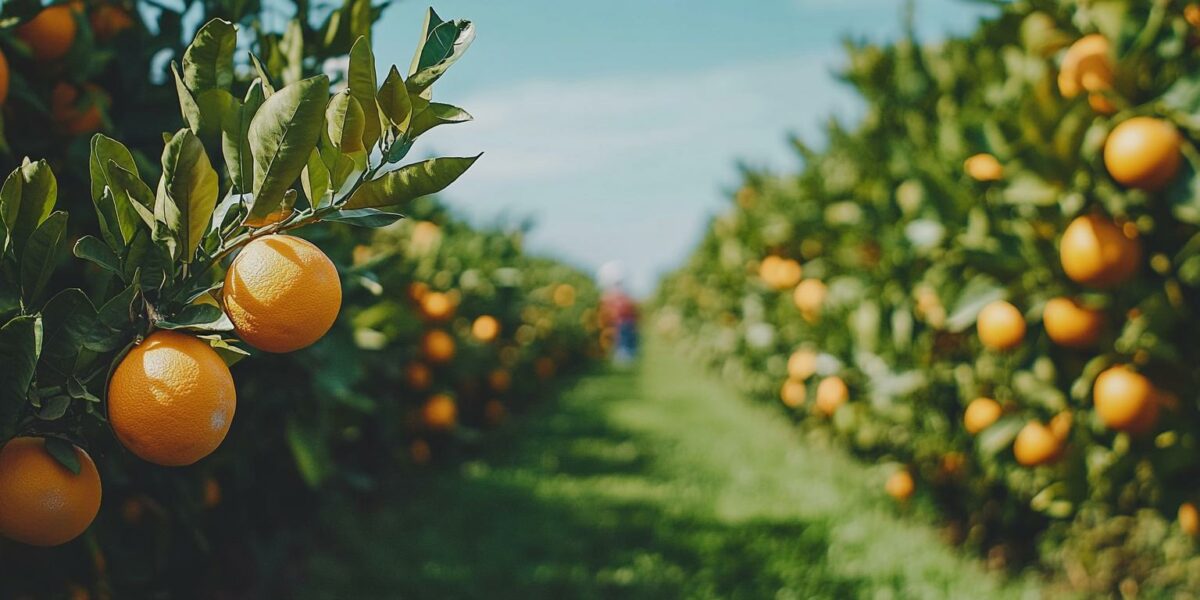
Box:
left=599, top=261, right=639, bottom=365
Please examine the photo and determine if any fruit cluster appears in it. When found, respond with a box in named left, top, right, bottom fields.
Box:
left=656, top=1, right=1200, bottom=592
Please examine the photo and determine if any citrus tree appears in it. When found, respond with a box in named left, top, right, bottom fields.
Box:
left=657, top=0, right=1200, bottom=593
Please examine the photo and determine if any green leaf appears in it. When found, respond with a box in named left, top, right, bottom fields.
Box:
left=20, top=211, right=67, bottom=305
left=347, top=37, right=381, bottom=152
left=157, top=303, right=233, bottom=332
left=105, top=162, right=156, bottom=230
left=123, top=226, right=174, bottom=292
left=326, top=91, right=366, bottom=153
left=73, top=236, right=121, bottom=276
left=222, top=81, right=267, bottom=195
left=945, top=275, right=1006, bottom=333
left=345, top=155, right=480, bottom=209
left=324, top=208, right=404, bottom=227
left=0, top=160, right=57, bottom=260
left=302, top=149, right=331, bottom=208
left=43, top=437, right=80, bottom=475
left=172, top=63, right=205, bottom=137
left=410, top=103, right=472, bottom=138
left=977, top=416, right=1024, bottom=457
left=287, top=417, right=330, bottom=487
left=183, top=19, right=237, bottom=92
left=247, top=75, right=330, bottom=223
left=376, top=67, right=412, bottom=137
left=280, top=18, right=304, bottom=86
left=0, top=315, right=41, bottom=439
left=156, top=130, right=219, bottom=263
left=88, top=135, right=143, bottom=245
left=39, top=289, right=99, bottom=382
left=408, top=8, right=446, bottom=76
left=408, top=18, right=475, bottom=93
left=36, top=395, right=70, bottom=420
left=249, top=53, right=277, bottom=97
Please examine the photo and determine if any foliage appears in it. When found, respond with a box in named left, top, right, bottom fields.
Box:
left=655, top=0, right=1200, bottom=594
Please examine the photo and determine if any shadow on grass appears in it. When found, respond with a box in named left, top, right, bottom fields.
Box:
left=298, top=366, right=870, bottom=599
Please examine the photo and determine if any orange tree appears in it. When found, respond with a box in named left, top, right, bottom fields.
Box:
left=656, top=0, right=1200, bottom=594
left=0, top=6, right=595, bottom=598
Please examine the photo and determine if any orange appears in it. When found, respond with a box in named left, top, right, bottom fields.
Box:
left=780, top=379, right=806, bottom=408
left=1188, top=5, right=1200, bottom=29
left=964, top=153, right=1003, bottom=181
left=1042, top=297, right=1103, bottom=348
left=421, top=329, right=456, bottom=364
left=787, top=349, right=817, bottom=380
left=90, top=4, right=135, bottom=41
left=419, top=291, right=455, bottom=321
left=1060, top=214, right=1141, bottom=288
left=1057, top=34, right=1113, bottom=99
left=108, top=330, right=236, bottom=466
left=51, top=83, right=107, bottom=136
left=1103, top=117, right=1182, bottom=191
left=553, top=284, right=577, bottom=307
left=1093, top=365, right=1157, bottom=432
left=963, top=397, right=1002, bottom=434
left=202, top=478, right=221, bottom=509
left=793, top=279, right=827, bottom=321
left=421, top=394, right=457, bottom=431
left=1049, top=410, right=1073, bottom=441
left=815, top=376, right=848, bottom=416
left=17, top=4, right=79, bottom=62
left=409, top=221, right=441, bottom=254
left=759, top=255, right=802, bottom=290
left=223, top=235, right=342, bottom=353
left=408, top=281, right=429, bottom=302
left=0, top=437, right=101, bottom=546
left=405, top=362, right=432, bottom=390
left=885, top=470, right=915, bottom=502
left=1013, top=421, right=1063, bottom=467
left=1180, top=503, right=1200, bottom=537
left=535, top=357, right=556, bottom=380
left=977, top=300, right=1025, bottom=351
left=484, top=400, right=506, bottom=426
left=0, top=49, right=9, bottom=105
left=410, top=439, right=432, bottom=465
left=488, top=368, right=512, bottom=392
left=472, top=315, right=501, bottom=342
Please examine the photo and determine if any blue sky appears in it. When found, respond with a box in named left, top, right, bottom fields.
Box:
left=372, top=1, right=997, bottom=295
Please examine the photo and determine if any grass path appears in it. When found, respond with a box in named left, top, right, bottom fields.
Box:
left=300, top=338, right=1044, bottom=599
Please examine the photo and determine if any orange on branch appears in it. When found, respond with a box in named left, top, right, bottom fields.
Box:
left=1103, top=117, right=1182, bottom=191
left=964, top=397, right=1002, bottom=434
left=815, top=376, right=848, bottom=416
left=1093, top=365, right=1158, bottom=433
left=1060, top=214, right=1141, bottom=288
left=17, top=4, right=79, bottom=62
left=1014, top=421, right=1063, bottom=467
left=421, top=394, right=458, bottom=431
left=0, top=437, right=101, bottom=546
left=421, top=329, right=456, bottom=364
left=977, top=300, right=1025, bottom=351
left=1042, top=297, right=1103, bottom=348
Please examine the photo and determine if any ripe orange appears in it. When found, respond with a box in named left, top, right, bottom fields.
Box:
left=1180, top=502, right=1200, bottom=537
left=759, top=255, right=802, bottom=290
left=1042, top=297, right=1103, bottom=348
left=553, top=284, right=577, bottom=307
left=815, top=376, right=848, bottom=416
left=964, top=153, right=1003, bottom=181
left=793, top=279, right=827, bottom=320
left=1057, top=34, right=1113, bottom=99
left=223, top=235, right=342, bottom=353
left=405, top=362, right=433, bottom=390
left=421, top=394, right=457, bottom=431
left=421, top=329, right=456, bottom=364
left=419, top=291, right=455, bottom=321
left=472, top=315, right=501, bottom=342
left=963, top=397, right=1002, bottom=434
left=1093, top=365, right=1157, bottom=432
left=1188, top=5, right=1200, bottom=29
left=202, top=478, right=221, bottom=509
left=1103, top=117, right=1182, bottom=191
left=488, top=368, right=512, bottom=392
left=787, top=349, right=817, bottom=380
left=977, top=300, right=1025, bottom=351
left=410, top=439, right=432, bottom=465
left=780, top=379, right=807, bottom=408
left=0, top=437, right=101, bottom=546
left=535, top=356, right=557, bottom=380
left=1049, top=411, right=1073, bottom=441
left=885, top=470, right=915, bottom=502
left=51, top=83, right=107, bottom=136
left=1060, top=214, right=1141, bottom=288
left=409, top=221, right=441, bottom=254
left=17, top=4, right=79, bottom=62
left=1013, top=421, right=1063, bottom=467
left=0, top=49, right=9, bottom=106
left=484, top=400, right=506, bottom=426
left=90, top=4, right=135, bottom=41
left=109, top=330, right=236, bottom=466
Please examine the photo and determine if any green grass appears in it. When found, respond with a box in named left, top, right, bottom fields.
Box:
left=300, top=338, right=1045, bottom=599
